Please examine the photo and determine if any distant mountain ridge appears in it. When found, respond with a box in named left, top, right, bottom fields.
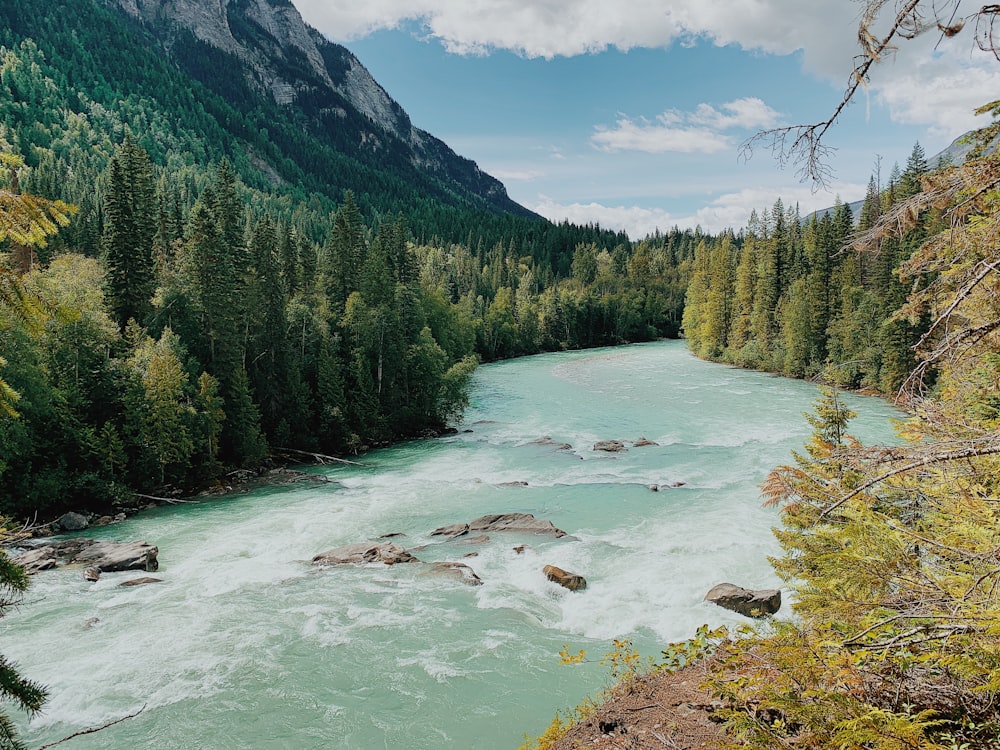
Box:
left=101, top=0, right=525, bottom=215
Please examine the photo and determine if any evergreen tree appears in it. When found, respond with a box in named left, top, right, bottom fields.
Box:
left=102, top=138, right=157, bottom=331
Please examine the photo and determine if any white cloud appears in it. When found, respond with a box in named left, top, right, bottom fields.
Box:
left=293, top=0, right=855, bottom=73
left=294, top=0, right=994, bottom=141
left=872, top=42, right=1000, bottom=138
left=531, top=181, right=866, bottom=238
left=592, top=98, right=781, bottom=154
left=592, top=118, right=730, bottom=154
left=490, top=168, right=545, bottom=181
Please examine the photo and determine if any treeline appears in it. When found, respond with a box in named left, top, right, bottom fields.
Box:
left=683, top=144, right=938, bottom=393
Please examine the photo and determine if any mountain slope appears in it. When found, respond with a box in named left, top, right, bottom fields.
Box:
left=110, top=0, right=523, bottom=214
left=0, top=0, right=532, bottom=227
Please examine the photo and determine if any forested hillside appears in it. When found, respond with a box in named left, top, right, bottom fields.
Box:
left=0, top=4, right=696, bottom=521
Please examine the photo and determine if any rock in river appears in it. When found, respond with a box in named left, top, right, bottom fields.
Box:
left=312, top=541, right=418, bottom=566
left=469, top=513, right=566, bottom=537
left=12, top=539, right=158, bottom=574
left=431, top=513, right=567, bottom=539
left=593, top=440, right=626, bottom=453
left=543, top=564, right=587, bottom=591
left=425, top=562, right=483, bottom=586
left=704, top=583, right=781, bottom=617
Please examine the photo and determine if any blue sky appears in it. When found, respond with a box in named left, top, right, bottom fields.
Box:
left=294, top=1, right=996, bottom=237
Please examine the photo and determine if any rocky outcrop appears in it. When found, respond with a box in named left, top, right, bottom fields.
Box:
left=544, top=565, right=587, bottom=591
left=312, top=541, right=418, bottom=566
left=12, top=539, right=158, bottom=574
left=633, top=437, right=659, bottom=447
left=594, top=440, right=626, bottom=453
left=425, top=562, right=483, bottom=586
left=704, top=583, right=781, bottom=617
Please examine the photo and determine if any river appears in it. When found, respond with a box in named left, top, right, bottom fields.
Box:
left=3, top=341, right=901, bottom=749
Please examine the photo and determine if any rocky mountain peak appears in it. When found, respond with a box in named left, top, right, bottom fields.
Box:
left=101, top=0, right=518, bottom=213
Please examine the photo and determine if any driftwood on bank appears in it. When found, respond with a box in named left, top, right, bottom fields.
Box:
left=273, top=447, right=367, bottom=467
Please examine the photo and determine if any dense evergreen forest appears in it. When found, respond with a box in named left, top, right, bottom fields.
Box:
left=0, top=36, right=697, bottom=520
left=683, top=143, right=938, bottom=393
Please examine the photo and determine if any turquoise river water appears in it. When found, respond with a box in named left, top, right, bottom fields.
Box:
left=3, top=341, right=902, bottom=749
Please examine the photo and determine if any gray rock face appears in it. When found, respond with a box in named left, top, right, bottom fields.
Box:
left=12, top=539, right=158, bottom=574
left=593, top=440, right=626, bottom=453
left=633, top=437, right=659, bottom=447
left=105, top=0, right=516, bottom=210
left=704, top=583, right=781, bottom=618
left=312, top=542, right=418, bottom=566
left=58, top=512, right=89, bottom=531
left=543, top=565, right=587, bottom=591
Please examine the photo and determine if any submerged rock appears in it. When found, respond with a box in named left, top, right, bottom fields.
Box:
left=119, top=576, right=163, bottom=588
left=530, top=436, right=573, bottom=451
left=461, top=534, right=491, bottom=545
left=704, top=583, right=781, bottom=617
left=543, top=564, right=587, bottom=591
left=312, top=541, right=418, bottom=566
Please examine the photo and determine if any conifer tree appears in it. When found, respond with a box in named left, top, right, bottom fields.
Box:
left=102, top=138, right=157, bottom=331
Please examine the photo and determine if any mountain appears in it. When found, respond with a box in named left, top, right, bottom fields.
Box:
left=0, top=0, right=534, bottom=231
left=110, top=0, right=526, bottom=215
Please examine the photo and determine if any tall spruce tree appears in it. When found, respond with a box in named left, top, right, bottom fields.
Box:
left=102, top=137, right=157, bottom=331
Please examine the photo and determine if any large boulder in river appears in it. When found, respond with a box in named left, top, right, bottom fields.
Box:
left=704, top=583, right=781, bottom=617
left=469, top=513, right=567, bottom=537
left=74, top=541, right=159, bottom=572
left=312, top=541, right=418, bottom=566
left=543, top=564, right=587, bottom=591
left=12, top=539, right=158, bottom=574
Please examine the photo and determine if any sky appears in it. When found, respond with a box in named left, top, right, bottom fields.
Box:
left=292, top=0, right=997, bottom=238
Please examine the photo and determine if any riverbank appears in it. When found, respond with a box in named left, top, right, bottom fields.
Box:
left=540, top=656, right=727, bottom=750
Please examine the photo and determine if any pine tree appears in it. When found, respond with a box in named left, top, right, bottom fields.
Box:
left=102, top=138, right=157, bottom=331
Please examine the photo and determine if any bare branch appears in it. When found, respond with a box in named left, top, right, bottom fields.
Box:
left=36, top=704, right=147, bottom=750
